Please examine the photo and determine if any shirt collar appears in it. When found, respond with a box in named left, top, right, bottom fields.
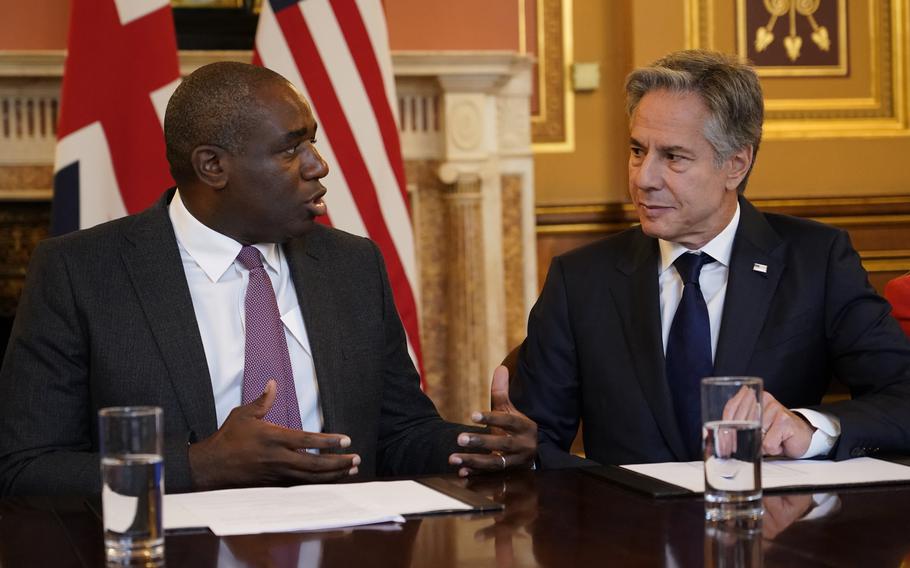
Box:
left=658, top=202, right=741, bottom=274
left=169, top=189, right=282, bottom=282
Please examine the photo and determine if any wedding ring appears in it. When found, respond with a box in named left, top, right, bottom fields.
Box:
left=499, top=453, right=507, bottom=470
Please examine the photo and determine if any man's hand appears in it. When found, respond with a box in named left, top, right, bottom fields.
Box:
left=448, top=366, right=537, bottom=477
left=761, top=391, right=814, bottom=458
left=188, top=380, right=360, bottom=489
left=762, top=494, right=814, bottom=540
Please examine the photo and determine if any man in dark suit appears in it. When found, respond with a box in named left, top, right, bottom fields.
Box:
left=0, top=62, right=535, bottom=496
left=511, top=50, right=910, bottom=468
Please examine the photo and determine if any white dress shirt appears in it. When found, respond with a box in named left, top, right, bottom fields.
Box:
left=657, top=203, right=839, bottom=458
left=168, top=189, right=322, bottom=431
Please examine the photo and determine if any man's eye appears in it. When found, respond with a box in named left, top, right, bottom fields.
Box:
left=284, top=143, right=300, bottom=155
left=630, top=147, right=643, bottom=157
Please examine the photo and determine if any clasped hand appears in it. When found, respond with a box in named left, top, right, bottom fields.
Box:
left=448, top=365, right=538, bottom=477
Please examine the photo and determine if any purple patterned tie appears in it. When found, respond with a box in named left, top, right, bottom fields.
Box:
left=237, top=245, right=302, bottom=430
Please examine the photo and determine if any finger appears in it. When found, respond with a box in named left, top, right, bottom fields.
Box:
left=722, top=386, right=752, bottom=421
left=490, top=365, right=512, bottom=412
left=457, top=431, right=516, bottom=453
left=451, top=451, right=510, bottom=471
left=762, top=412, right=787, bottom=456
left=760, top=392, right=782, bottom=434
left=282, top=451, right=361, bottom=475
left=248, top=379, right=278, bottom=419
left=274, top=430, right=352, bottom=451
left=293, top=468, right=357, bottom=484
left=469, top=410, right=532, bottom=432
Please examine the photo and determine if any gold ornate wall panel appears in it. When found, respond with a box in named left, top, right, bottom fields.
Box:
left=529, top=0, right=575, bottom=151
left=686, top=0, right=910, bottom=137
left=501, top=174, right=527, bottom=352
left=536, top=196, right=910, bottom=294
left=737, top=0, right=848, bottom=76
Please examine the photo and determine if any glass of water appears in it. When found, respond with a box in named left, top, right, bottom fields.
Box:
left=98, top=406, right=164, bottom=565
left=702, top=377, right=763, bottom=521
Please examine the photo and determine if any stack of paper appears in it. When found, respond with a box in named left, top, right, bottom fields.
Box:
left=164, top=480, right=472, bottom=535
left=621, top=457, right=910, bottom=493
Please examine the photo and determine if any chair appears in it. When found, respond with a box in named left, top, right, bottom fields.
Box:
left=884, top=273, right=910, bottom=337
left=501, top=342, right=585, bottom=457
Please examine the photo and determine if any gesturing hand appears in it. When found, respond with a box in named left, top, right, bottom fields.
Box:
left=448, top=366, right=538, bottom=477
left=188, top=380, right=360, bottom=490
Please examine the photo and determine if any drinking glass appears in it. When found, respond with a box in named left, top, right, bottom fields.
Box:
left=99, top=406, right=164, bottom=565
left=702, top=377, right=763, bottom=521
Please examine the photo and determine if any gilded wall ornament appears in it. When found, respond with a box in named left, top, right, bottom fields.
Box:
left=755, top=0, right=831, bottom=61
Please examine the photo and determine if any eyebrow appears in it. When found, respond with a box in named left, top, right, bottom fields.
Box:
left=282, top=123, right=318, bottom=144
left=629, top=137, right=693, bottom=155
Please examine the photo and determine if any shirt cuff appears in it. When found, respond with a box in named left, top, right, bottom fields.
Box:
left=792, top=408, right=841, bottom=459
left=801, top=493, right=841, bottom=521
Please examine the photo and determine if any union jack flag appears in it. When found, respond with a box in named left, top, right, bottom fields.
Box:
left=254, top=0, right=425, bottom=382
left=52, top=0, right=180, bottom=235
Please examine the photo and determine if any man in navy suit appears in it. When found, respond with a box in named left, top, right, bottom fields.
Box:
left=511, top=50, right=910, bottom=467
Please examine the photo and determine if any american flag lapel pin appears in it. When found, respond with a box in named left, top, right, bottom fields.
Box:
left=752, top=263, right=768, bottom=275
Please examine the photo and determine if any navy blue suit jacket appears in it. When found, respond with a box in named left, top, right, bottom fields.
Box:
left=512, top=196, right=910, bottom=467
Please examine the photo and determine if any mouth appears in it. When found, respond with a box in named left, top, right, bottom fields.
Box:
left=303, top=186, right=328, bottom=217
left=639, top=203, right=673, bottom=213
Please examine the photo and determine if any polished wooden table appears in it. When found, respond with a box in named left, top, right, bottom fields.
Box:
left=3, top=468, right=910, bottom=567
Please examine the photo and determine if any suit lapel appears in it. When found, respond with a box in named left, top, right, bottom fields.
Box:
left=120, top=190, right=218, bottom=439
left=284, top=228, right=341, bottom=433
left=714, top=197, right=787, bottom=376
left=614, top=233, right=689, bottom=460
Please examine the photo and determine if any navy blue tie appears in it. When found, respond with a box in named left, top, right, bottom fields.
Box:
left=666, top=252, right=716, bottom=460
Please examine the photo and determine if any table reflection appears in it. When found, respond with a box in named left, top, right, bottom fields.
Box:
left=461, top=471, right=539, bottom=568
left=703, top=493, right=841, bottom=567
left=8, top=470, right=910, bottom=568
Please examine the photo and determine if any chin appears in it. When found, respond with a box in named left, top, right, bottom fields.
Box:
left=286, top=219, right=317, bottom=240
left=638, top=220, right=666, bottom=240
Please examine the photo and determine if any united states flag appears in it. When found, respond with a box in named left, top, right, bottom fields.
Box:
left=254, top=0, right=425, bottom=381
left=52, top=0, right=180, bottom=235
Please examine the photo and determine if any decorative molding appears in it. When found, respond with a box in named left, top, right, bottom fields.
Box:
left=685, top=0, right=910, bottom=137
left=448, top=99, right=484, bottom=152
left=531, top=0, right=575, bottom=152
left=0, top=49, right=534, bottom=166
left=736, top=0, right=849, bottom=77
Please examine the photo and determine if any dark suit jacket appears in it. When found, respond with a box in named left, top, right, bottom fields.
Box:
left=511, top=196, right=910, bottom=468
left=0, top=189, right=465, bottom=496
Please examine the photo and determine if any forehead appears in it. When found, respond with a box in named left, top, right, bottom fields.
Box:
left=249, top=82, right=315, bottom=137
left=630, top=89, right=711, bottom=149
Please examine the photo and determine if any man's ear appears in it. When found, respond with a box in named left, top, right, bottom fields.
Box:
left=190, top=145, right=229, bottom=189
left=725, top=145, right=753, bottom=191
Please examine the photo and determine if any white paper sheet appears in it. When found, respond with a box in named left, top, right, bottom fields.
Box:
left=163, top=480, right=471, bottom=536
left=621, top=457, right=910, bottom=493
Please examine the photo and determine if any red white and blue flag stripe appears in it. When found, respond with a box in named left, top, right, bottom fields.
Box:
left=254, top=0, right=425, bottom=380
left=52, top=0, right=180, bottom=235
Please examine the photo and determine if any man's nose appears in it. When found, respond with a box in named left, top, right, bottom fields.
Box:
left=633, top=153, right=661, bottom=191
left=302, top=145, right=329, bottom=179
